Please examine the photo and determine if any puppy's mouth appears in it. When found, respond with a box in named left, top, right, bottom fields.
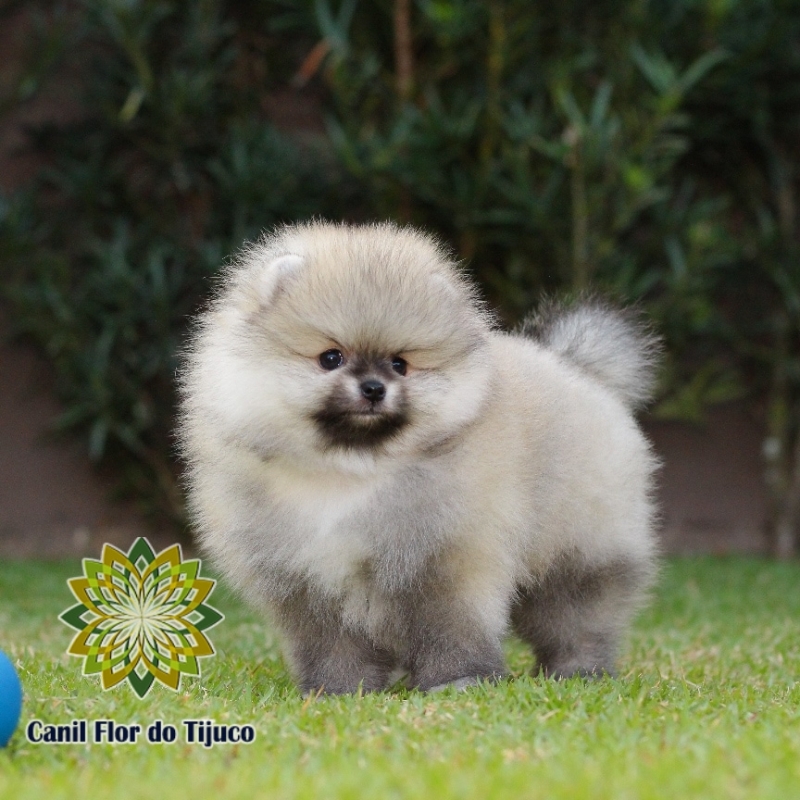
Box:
left=312, top=406, right=409, bottom=449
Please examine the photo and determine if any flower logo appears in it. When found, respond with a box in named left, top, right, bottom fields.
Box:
left=60, top=538, right=223, bottom=698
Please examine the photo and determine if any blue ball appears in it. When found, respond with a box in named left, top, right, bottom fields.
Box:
left=0, top=650, right=22, bottom=748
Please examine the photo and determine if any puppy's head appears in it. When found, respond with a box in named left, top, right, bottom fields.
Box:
left=192, top=222, right=494, bottom=469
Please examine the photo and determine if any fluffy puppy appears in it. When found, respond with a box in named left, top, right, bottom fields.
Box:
left=178, top=222, right=660, bottom=693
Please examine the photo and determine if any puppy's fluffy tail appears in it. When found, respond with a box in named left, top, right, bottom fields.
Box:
left=520, top=297, right=662, bottom=410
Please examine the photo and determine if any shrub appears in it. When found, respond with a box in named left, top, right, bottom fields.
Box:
left=2, top=0, right=799, bottom=552
left=305, top=0, right=800, bottom=554
left=2, top=0, right=354, bottom=521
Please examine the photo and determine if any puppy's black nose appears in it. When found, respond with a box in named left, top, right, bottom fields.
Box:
left=360, top=380, right=386, bottom=402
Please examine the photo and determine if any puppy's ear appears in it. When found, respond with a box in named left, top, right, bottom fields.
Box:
left=259, top=253, right=303, bottom=304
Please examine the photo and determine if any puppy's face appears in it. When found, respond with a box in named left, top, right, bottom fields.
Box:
left=309, top=349, right=411, bottom=449
left=205, top=224, right=493, bottom=469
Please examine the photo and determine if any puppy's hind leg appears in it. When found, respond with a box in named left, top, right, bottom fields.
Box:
left=511, top=554, right=654, bottom=679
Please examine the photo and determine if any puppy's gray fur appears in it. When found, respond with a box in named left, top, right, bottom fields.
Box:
left=178, top=222, right=660, bottom=694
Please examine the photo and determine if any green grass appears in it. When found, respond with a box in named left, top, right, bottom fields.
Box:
left=1, top=557, right=798, bottom=799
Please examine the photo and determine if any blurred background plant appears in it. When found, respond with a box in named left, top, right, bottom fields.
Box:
left=0, top=0, right=353, bottom=521
left=1, top=0, right=799, bottom=555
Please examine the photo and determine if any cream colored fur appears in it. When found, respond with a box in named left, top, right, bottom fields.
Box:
left=178, top=221, right=660, bottom=691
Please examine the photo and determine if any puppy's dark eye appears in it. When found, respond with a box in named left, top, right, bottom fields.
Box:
left=319, top=349, right=345, bottom=370
left=391, top=356, right=407, bottom=376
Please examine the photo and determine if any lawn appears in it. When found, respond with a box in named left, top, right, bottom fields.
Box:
left=0, top=556, right=798, bottom=799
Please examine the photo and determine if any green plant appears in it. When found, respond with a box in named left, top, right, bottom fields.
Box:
left=3, top=0, right=800, bottom=553
left=2, top=0, right=352, bottom=522
left=299, top=0, right=800, bottom=554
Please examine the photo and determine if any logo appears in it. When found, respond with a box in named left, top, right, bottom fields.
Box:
left=60, top=538, right=223, bottom=698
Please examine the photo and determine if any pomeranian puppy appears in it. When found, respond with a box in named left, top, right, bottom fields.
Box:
left=178, top=221, right=660, bottom=694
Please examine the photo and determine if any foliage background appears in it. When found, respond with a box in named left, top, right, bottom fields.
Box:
left=1, top=0, right=799, bottom=551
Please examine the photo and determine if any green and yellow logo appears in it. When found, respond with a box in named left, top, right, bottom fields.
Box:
left=60, top=538, right=223, bottom=698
